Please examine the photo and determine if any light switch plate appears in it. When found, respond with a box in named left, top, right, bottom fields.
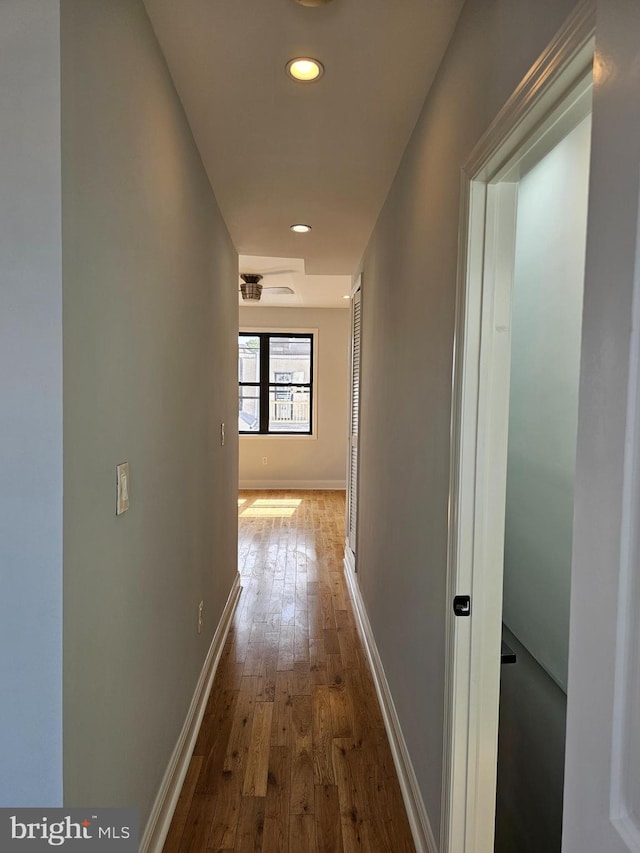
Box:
left=116, top=462, right=130, bottom=516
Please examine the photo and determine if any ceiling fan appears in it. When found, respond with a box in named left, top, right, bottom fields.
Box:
left=239, top=272, right=295, bottom=302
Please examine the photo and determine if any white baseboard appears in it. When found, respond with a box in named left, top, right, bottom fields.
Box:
left=344, top=544, right=356, bottom=576
left=343, top=553, right=438, bottom=853
left=140, top=573, right=242, bottom=853
left=239, top=479, right=346, bottom=490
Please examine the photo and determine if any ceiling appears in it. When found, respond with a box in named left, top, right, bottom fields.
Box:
left=143, top=0, right=464, bottom=276
left=238, top=254, right=352, bottom=307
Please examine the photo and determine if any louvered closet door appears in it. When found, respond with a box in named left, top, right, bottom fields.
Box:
left=347, top=288, right=361, bottom=555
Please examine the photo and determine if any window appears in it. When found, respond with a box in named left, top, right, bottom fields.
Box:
left=238, top=332, right=314, bottom=435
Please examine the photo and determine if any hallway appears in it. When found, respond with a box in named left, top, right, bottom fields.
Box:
left=163, top=491, right=415, bottom=852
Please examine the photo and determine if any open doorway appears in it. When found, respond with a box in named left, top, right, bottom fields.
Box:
left=442, top=17, right=594, bottom=852
left=236, top=257, right=352, bottom=492
left=494, top=109, right=591, bottom=853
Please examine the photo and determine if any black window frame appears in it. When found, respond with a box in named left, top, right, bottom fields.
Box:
left=238, top=331, right=314, bottom=436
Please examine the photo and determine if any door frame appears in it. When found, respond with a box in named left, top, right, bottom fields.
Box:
left=440, top=5, right=596, bottom=851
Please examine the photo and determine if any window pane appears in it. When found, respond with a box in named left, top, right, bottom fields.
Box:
left=239, top=335, right=260, bottom=382
left=239, top=387, right=260, bottom=432
left=269, top=336, right=311, bottom=384
left=269, top=386, right=311, bottom=433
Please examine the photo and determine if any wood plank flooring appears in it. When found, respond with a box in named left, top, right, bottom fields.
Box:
left=163, top=490, right=415, bottom=853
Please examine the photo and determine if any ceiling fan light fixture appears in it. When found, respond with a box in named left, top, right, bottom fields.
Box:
left=290, top=223, right=312, bottom=233
left=240, top=273, right=263, bottom=301
left=286, top=58, right=324, bottom=82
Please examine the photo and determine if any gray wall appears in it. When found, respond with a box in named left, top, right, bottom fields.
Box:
left=563, top=5, right=640, bottom=849
left=357, top=0, right=576, bottom=838
left=504, top=116, right=591, bottom=690
left=61, top=0, right=238, bottom=826
left=239, top=306, right=349, bottom=487
left=0, top=0, right=63, bottom=807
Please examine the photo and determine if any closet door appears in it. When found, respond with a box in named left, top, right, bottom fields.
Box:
left=347, top=287, right=361, bottom=559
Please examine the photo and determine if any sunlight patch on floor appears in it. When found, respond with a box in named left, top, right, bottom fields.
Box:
left=240, top=507, right=298, bottom=518
left=238, top=496, right=303, bottom=518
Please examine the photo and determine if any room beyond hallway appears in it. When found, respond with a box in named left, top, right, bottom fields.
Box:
left=163, top=490, right=415, bottom=852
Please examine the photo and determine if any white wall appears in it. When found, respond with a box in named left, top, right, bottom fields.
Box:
left=563, top=5, right=640, bottom=850
left=61, top=0, right=238, bottom=827
left=0, top=0, right=63, bottom=807
left=504, top=115, right=591, bottom=691
left=356, top=0, right=578, bottom=841
left=239, top=306, right=349, bottom=489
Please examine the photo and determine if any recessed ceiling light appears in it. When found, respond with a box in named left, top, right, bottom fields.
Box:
left=290, top=223, right=312, bottom=233
left=286, top=58, right=324, bottom=82
left=342, top=295, right=350, bottom=300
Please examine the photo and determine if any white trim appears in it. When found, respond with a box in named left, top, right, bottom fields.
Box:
left=442, top=5, right=595, bottom=851
left=442, top=177, right=493, bottom=853
left=343, top=557, right=437, bottom=853
left=239, top=479, right=346, bottom=490
left=465, top=181, right=519, bottom=851
left=140, top=574, right=242, bottom=853
left=350, top=270, right=362, bottom=299
left=343, top=543, right=356, bottom=576
left=464, top=1, right=595, bottom=181
left=241, top=325, right=318, bottom=333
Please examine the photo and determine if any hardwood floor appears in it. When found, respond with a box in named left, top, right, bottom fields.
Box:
left=163, top=490, right=415, bottom=852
